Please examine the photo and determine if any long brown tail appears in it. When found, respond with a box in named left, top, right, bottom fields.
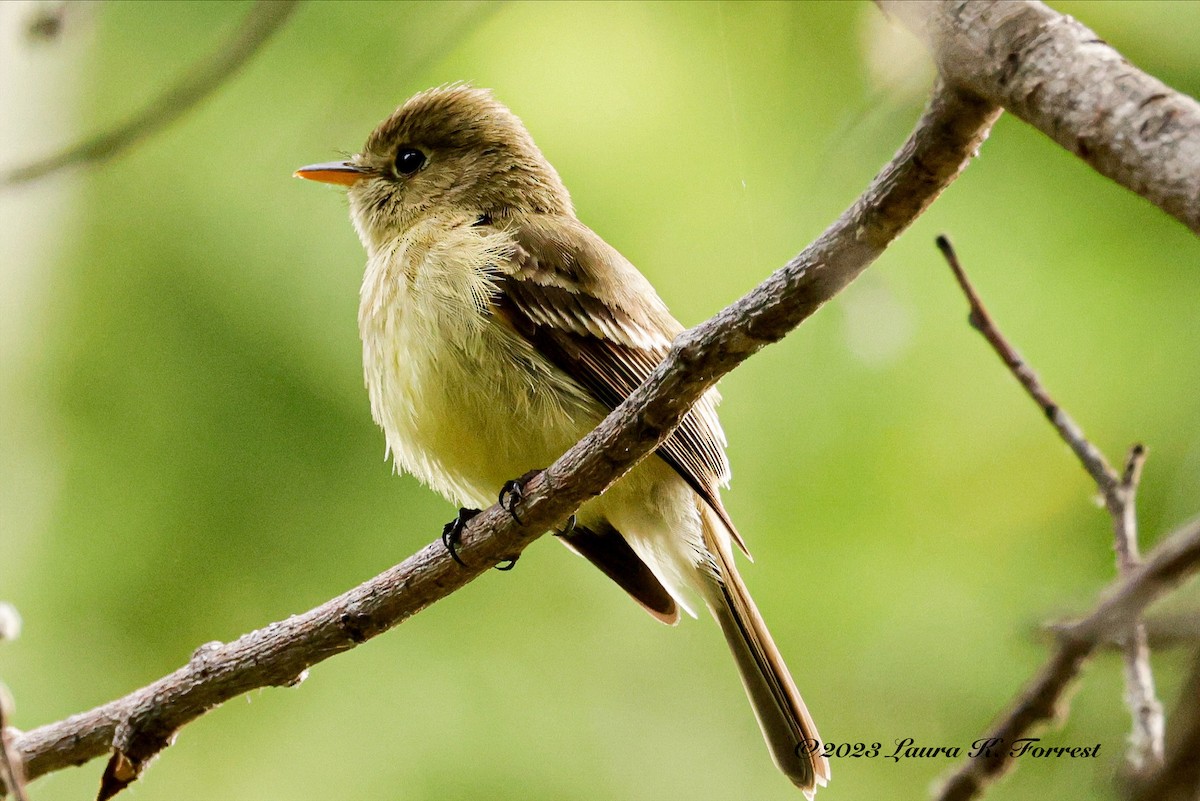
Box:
left=700, top=508, right=830, bottom=798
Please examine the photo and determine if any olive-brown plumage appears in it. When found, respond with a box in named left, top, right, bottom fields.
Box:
left=296, top=85, right=830, bottom=796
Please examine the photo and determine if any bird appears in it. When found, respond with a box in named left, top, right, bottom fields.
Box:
left=295, top=84, right=830, bottom=796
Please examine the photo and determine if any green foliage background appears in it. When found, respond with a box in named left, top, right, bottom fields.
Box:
left=3, top=2, right=1199, bottom=799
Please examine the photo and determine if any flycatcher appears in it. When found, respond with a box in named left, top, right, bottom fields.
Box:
left=296, top=85, right=829, bottom=796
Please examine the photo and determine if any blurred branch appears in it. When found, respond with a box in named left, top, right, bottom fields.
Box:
left=879, top=0, right=1200, bottom=236
left=0, top=603, right=27, bottom=801
left=6, top=81, right=1001, bottom=794
left=0, top=0, right=301, bottom=186
left=936, top=516, right=1200, bottom=801
left=1041, top=612, right=1200, bottom=652
left=938, top=236, right=1165, bottom=772
left=0, top=692, right=28, bottom=801
left=1127, top=648, right=1200, bottom=801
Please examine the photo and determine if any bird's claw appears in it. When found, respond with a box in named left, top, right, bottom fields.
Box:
left=498, top=469, right=540, bottom=525
left=441, top=507, right=481, bottom=567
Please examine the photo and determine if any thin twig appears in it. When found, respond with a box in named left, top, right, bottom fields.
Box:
left=0, top=0, right=301, bottom=186
left=1113, top=446, right=1165, bottom=772
left=935, top=516, right=1200, bottom=801
left=1127, top=647, right=1200, bottom=801
left=5, top=82, right=1001, bottom=794
left=936, top=237, right=1166, bottom=792
left=937, top=235, right=1120, bottom=493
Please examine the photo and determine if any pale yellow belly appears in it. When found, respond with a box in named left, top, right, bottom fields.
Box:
left=364, top=298, right=603, bottom=510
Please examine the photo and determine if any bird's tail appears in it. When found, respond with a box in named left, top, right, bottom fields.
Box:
left=699, top=506, right=830, bottom=798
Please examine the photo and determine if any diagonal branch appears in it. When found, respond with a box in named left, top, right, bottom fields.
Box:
left=936, top=516, right=1200, bottom=801
left=7, top=81, right=1001, bottom=791
left=0, top=0, right=301, bottom=186
left=880, top=0, right=1200, bottom=236
left=938, top=237, right=1164, bottom=771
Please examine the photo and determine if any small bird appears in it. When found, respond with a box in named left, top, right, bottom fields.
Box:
left=296, top=85, right=830, bottom=796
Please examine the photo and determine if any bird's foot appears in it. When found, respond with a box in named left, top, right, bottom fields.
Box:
left=498, top=468, right=541, bottom=525
left=441, top=507, right=481, bottom=567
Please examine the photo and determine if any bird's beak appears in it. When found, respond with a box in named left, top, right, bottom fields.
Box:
left=293, top=160, right=370, bottom=186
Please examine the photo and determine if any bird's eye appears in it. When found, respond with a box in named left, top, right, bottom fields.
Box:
left=393, top=148, right=426, bottom=176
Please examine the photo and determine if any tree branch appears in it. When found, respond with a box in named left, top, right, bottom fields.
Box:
left=880, top=0, right=1200, bottom=236
left=7, top=82, right=1001, bottom=792
left=937, top=237, right=1165, bottom=770
left=936, top=516, right=1200, bottom=801
left=1127, top=647, right=1200, bottom=801
left=0, top=0, right=301, bottom=186
left=1041, top=613, right=1200, bottom=652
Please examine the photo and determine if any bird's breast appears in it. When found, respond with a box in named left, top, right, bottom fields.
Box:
left=357, top=221, right=600, bottom=508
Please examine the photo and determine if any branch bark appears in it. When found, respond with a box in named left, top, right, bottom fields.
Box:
left=7, top=82, right=1001, bottom=791
left=881, top=0, right=1200, bottom=236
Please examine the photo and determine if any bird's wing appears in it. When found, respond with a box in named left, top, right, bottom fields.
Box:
left=486, top=214, right=748, bottom=555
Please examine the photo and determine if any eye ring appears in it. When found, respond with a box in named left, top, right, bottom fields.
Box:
left=393, top=147, right=426, bottom=176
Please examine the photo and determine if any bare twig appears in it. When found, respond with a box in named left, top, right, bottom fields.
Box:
left=935, top=516, right=1200, bottom=801
left=1127, top=647, right=1200, bottom=801
left=0, top=0, right=301, bottom=186
left=4, top=82, right=1000, bottom=793
left=936, top=236, right=1124, bottom=493
left=935, top=238, right=1170, bottom=797
left=880, top=0, right=1200, bottom=236
left=1113, top=446, right=1165, bottom=773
